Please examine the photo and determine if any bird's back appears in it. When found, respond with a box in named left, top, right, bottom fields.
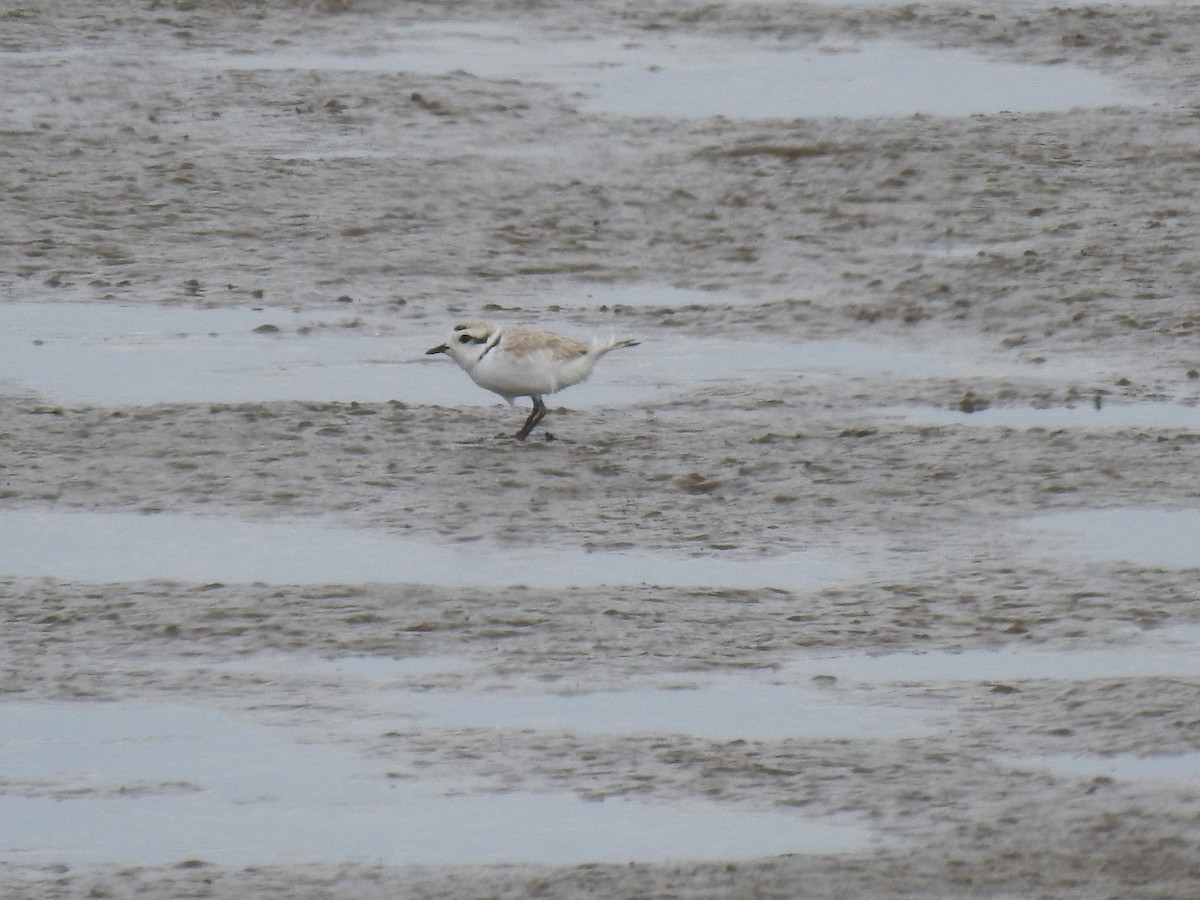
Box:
left=501, top=326, right=590, bottom=361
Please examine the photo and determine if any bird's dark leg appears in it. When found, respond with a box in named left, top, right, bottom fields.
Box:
left=516, top=396, right=547, bottom=441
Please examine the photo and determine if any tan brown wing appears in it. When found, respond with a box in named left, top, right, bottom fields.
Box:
left=502, top=326, right=589, bottom=360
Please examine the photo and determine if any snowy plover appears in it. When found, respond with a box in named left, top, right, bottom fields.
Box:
left=426, top=321, right=639, bottom=440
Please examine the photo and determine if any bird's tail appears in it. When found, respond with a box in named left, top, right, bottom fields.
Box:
left=595, top=336, right=639, bottom=355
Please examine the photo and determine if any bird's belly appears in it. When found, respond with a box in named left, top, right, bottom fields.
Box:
left=471, top=354, right=592, bottom=397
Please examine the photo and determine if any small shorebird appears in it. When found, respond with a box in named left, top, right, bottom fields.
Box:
left=426, top=321, right=639, bottom=440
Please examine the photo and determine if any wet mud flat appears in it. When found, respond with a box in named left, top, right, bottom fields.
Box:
left=3, top=0, right=1200, bottom=898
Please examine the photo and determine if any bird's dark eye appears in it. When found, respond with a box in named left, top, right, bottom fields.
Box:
left=458, top=334, right=472, bottom=344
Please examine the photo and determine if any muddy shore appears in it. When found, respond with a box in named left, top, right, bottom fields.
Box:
left=2, top=1, right=1200, bottom=897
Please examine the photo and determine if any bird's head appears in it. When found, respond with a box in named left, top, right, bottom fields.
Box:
left=426, top=321, right=497, bottom=367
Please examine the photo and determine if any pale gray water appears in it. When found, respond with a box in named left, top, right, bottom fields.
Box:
left=1032, top=508, right=1200, bottom=569
left=188, top=27, right=1143, bottom=119
left=0, top=508, right=847, bottom=589
left=0, top=703, right=872, bottom=866
left=2, top=302, right=1102, bottom=407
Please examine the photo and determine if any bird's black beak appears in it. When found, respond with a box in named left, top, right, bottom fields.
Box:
left=426, top=343, right=448, bottom=355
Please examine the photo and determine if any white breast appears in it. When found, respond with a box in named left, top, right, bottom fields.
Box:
left=469, top=346, right=597, bottom=399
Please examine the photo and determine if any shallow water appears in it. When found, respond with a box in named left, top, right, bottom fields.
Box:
left=1031, top=508, right=1200, bottom=569
left=185, top=654, right=936, bottom=741
left=0, top=303, right=406, bottom=406
left=215, top=654, right=479, bottom=682
left=2, top=302, right=1099, bottom=407
left=189, top=26, right=1143, bottom=119
left=566, top=282, right=762, bottom=308
left=784, top=629, right=1200, bottom=684
left=0, top=508, right=846, bottom=589
left=382, top=679, right=935, bottom=741
left=0, top=703, right=872, bottom=866
left=1012, top=752, right=1200, bottom=783
left=587, top=40, right=1143, bottom=119
left=884, top=404, right=1200, bottom=431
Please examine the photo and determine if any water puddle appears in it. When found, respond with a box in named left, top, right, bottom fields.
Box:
left=0, top=303, right=437, bottom=407
left=882, top=404, right=1200, bottom=431
left=1011, top=752, right=1200, bottom=784
left=566, top=282, right=761, bottom=308
left=383, top=678, right=935, bottom=741
left=6, top=302, right=1129, bottom=408
left=0, top=702, right=872, bottom=865
left=4, top=301, right=1096, bottom=409
left=1031, top=509, right=1200, bottom=569
left=191, top=654, right=478, bottom=685
left=442, top=280, right=768, bottom=311
left=268, top=148, right=394, bottom=162
left=784, top=635, right=1200, bottom=685
left=291, top=654, right=477, bottom=682
left=586, top=40, right=1143, bottom=119
left=1157, top=622, right=1200, bottom=644
left=808, top=0, right=1170, bottom=6
left=681, top=338, right=1054, bottom=380
left=188, top=25, right=1143, bottom=118
left=0, top=509, right=846, bottom=589
left=612, top=335, right=1112, bottom=403
left=181, top=653, right=935, bottom=741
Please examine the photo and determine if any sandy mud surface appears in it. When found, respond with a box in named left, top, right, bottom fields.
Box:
left=2, top=1, right=1200, bottom=897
